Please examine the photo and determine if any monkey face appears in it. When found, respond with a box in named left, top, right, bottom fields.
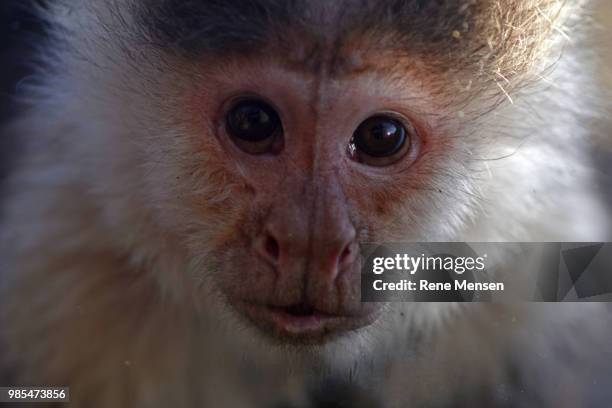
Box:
left=134, top=55, right=480, bottom=346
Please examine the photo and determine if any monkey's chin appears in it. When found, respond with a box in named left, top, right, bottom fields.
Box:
left=237, top=302, right=380, bottom=346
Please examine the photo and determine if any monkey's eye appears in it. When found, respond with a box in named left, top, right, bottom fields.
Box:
left=226, top=99, right=283, bottom=154
left=349, top=115, right=412, bottom=166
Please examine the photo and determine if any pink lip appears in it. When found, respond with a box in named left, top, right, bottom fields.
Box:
left=239, top=302, right=378, bottom=341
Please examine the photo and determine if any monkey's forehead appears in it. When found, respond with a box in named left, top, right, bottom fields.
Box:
left=139, top=0, right=571, bottom=81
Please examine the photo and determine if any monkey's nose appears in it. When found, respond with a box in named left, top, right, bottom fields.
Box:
left=255, top=225, right=357, bottom=282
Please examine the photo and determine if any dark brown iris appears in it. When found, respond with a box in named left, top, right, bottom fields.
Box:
left=353, top=116, right=406, bottom=158
left=226, top=100, right=280, bottom=143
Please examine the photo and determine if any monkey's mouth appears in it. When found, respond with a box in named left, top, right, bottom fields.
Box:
left=238, top=301, right=378, bottom=343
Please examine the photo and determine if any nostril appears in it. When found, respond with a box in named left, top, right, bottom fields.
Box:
left=338, top=242, right=354, bottom=268
left=264, top=234, right=280, bottom=262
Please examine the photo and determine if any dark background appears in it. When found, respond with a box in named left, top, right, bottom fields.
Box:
left=0, top=0, right=44, bottom=122
left=0, top=0, right=45, bottom=182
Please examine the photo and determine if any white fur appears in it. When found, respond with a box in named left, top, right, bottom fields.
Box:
left=1, top=1, right=610, bottom=407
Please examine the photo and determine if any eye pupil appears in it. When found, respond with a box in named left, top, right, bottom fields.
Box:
left=227, top=100, right=280, bottom=143
left=235, top=107, right=270, bottom=131
left=353, top=116, right=407, bottom=158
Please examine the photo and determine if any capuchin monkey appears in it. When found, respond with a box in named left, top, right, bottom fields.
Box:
left=1, top=0, right=612, bottom=407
